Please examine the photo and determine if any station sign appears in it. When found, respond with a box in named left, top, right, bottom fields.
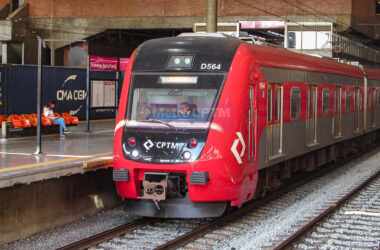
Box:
left=119, top=58, right=129, bottom=71
left=90, top=55, right=129, bottom=72
left=239, top=21, right=285, bottom=29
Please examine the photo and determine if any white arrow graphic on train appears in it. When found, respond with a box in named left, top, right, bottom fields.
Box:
left=114, top=119, right=127, bottom=134
left=231, top=132, right=246, bottom=165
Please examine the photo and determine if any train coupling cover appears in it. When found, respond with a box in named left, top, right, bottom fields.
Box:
left=140, top=172, right=169, bottom=207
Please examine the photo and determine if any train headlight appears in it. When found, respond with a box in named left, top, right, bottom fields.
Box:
left=188, top=138, right=198, bottom=148
left=174, top=58, right=181, bottom=65
left=127, top=137, right=137, bottom=147
left=131, top=149, right=140, bottom=158
left=184, top=57, right=192, bottom=65
left=167, top=55, right=194, bottom=69
left=182, top=151, right=192, bottom=160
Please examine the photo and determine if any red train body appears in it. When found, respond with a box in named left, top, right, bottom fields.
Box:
left=113, top=34, right=380, bottom=218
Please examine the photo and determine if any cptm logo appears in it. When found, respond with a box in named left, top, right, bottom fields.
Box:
left=143, top=139, right=181, bottom=151
left=56, top=74, right=87, bottom=101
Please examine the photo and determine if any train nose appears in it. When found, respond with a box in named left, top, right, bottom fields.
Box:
left=122, top=132, right=207, bottom=163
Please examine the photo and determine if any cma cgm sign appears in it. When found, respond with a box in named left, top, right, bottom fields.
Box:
left=56, top=89, right=87, bottom=101
left=56, top=74, right=87, bottom=101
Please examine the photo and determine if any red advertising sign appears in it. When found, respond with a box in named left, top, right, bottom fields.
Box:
left=240, top=21, right=285, bottom=29
left=90, top=55, right=129, bottom=71
left=119, top=58, right=130, bottom=71
left=90, top=55, right=118, bottom=71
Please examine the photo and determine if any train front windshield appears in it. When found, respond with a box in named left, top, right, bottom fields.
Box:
left=128, top=74, right=224, bottom=125
left=131, top=88, right=217, bottom=122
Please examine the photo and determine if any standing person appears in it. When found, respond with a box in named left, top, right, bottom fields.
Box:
left=43, top=101, right=70, bottom=137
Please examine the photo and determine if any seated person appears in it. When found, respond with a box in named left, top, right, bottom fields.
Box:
left=43, top=101, right=70, bottom=136
left=178, top=102, right=194, bottom=119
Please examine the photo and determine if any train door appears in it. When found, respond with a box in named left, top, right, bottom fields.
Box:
left=248, top=86, right=255, bottom=161
left=369, top=88, right=376, bottom=128
left=376, top=89, right=380, bottom=127
left=306, top=85, right=318, bottom=146
left=267, top=83, right=284, bottom=159
left=333, top=86, right=342, bottom=137
left=354, top=87, right=362, bottom=132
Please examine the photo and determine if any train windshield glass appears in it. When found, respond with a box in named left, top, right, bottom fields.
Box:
left=130, top=88, right=218, bottom=122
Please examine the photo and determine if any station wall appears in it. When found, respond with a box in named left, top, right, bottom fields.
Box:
left=0, top=0, right=7, bottom=8
left=352, top=0, right=380, bottom=40
left=25, top=0, right=350, bottom=18
left=0, top=65, right=119, bottom=120
left=25, top=0, right=379, bottom=41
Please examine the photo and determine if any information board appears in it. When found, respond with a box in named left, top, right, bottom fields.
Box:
left=91, top=80, right=116, bottom=108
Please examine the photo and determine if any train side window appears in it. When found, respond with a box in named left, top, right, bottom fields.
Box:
left=346, top=91, right=351, bottom=112
left=267, top=86, right=272, bottom=121
left=368, top=89, right=372, bottom=109
left=290, top=87, right=301, bottom=120
left=322, top=88, right=329, bottom=113
left=267, top=84, right=281, bottom=122
left=372, top=89, right=377, bottom=109
left=274, top=86, right=281, bottom=121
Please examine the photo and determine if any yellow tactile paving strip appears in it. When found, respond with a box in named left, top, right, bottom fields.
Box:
left=0, top=152, right=112, bottom=174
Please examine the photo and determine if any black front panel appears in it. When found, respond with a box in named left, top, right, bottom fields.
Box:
left=133, top=36, right=241, bottom=73
left=123, top=129, right=207, bottom=163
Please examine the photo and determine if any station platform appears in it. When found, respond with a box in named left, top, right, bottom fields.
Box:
left=0, top=119, right=115, bottom=189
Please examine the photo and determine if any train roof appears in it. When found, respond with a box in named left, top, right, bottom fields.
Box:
left=249, top=45, right=364, bottom=79
left=133, top=34, right=380, bottom=80
left=137, top=35, right=241, bottom=54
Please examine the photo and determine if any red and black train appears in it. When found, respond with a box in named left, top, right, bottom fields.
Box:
left=113, top=34, right=380, bottom=218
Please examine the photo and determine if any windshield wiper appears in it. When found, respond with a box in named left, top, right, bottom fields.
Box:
left=140, top=119, right=177, bottom=129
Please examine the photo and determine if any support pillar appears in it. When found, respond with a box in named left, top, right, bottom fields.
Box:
left=207, top=0, right=217, bottom=33
left=1, top=43, right=7, bottom=64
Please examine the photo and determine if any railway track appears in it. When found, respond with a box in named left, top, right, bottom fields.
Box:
left=58, top=148, right=380, bottom=250
left=156, top=151, right=380, bottom=250
left=271, top=170, right=380, bottom=250
left=154, top=166, right=337, bottom=250
left=56, top=166, right=331, bottom=250
left=57, top=218, right=156, bottom=250
left=57, top=217, right=210, bottom=250
left=284, top=173, right=380, bottom=250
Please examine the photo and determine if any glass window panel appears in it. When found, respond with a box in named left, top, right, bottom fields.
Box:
left=291, top=88, right=301, bottom=120
left=323, top=89, right=329, bottom=113
left=130, top=88, right=217, bottom=122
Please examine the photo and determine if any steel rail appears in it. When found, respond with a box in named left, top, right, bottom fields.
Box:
left=58, top=146, right=380, bottom=250
left=155, top=148, right=380, bottom=250
left=57, top=218, right=157, bottom=250
left=154, top=164, right=342, bottom=250
left=272, top=169, right=380, bottom=250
